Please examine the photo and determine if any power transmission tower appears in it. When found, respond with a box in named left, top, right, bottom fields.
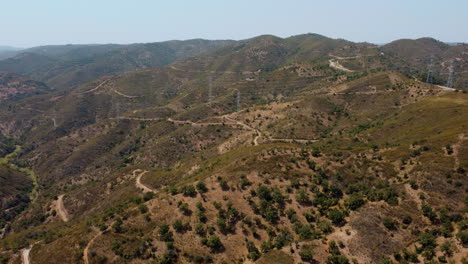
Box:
left=236, top=90, right=241, bottom=112
left=208, top=76, right=213, bottom=104
left=52, top=109, right=57, bottom=128
left=446, top=60, right=455, bottom=88
left=116, top=102, right=121, bottom=118
left=426, top=55, right=434, bottom=84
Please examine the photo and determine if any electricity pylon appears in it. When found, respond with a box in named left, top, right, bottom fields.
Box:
left=446, top=60, right=455, bottom=88
left=426, top=55, right=434, bottom=84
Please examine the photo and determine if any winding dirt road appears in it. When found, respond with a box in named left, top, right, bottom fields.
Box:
left=452, top=133, right=466, bottom=169
left=225, top=117, right=262, bottom=146
left=329, top=59, right=353, bottom=72
left=110, top=117, right=164, bottom=121
left=404, top=184, right=423, bottom=208
left=269, top=138, right=317, bottom=144
left=83, top=228, right=106, bottom=264
left=81, top=80, right=108, bottom=94
left=21, top=246, right=31, bottom=264
left=56, top=194, right=69, bottom=222
left=169, top=65, right=257, bottom=75
left=112, top=89, right=140, bottom=98
left=83, top=169, right=160, bottom=263
left=133, top=169, right=156, bottom=193
left=437, top=85, right=457, bottom=92
left=114, top=115, right=315, bottom=146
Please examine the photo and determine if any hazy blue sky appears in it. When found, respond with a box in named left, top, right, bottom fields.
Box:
left=2, top=0, right=467, bottom=47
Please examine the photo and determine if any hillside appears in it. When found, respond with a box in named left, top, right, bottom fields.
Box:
left=0, top=136, right=34, bottom=242
left=0, top=34, right=466, bottom=264
left=0, top=39, right=235, bottom=90
left=381, top=38, right=468, bottom=88
left=0, top=72, right=51, bottom=101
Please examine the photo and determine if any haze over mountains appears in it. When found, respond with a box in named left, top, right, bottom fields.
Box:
left=0, top=33, right=466, bottom=264
left=0, top=39, right=235, bottom=89
left=0, top=34, right=466, bottom=91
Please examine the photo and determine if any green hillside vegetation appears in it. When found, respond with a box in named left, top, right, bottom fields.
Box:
left=0, top=34, right=466, bottom=264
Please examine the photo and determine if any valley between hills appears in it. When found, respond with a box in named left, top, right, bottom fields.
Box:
left=0, top=34, right=467, bottom=264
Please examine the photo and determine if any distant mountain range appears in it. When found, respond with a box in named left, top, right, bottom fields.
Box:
left=0, top=40, right=235, bottom=89
left=0, top=35, right=466, bottom=91
left=0, top=46, right=22, bottom=51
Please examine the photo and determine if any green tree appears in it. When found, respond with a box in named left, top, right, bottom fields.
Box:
left=328, top=209, right=346, bottom=226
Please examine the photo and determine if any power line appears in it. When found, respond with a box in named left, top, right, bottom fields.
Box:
left=52, top=109, right=57, bottom=128
left=236, top=90, right=241, bottom=112
left=426, top=55, right=434, bottom=84
left=208, top=76, right=213, bottom=104
left=116, top=102, right=121, bottom=118
left=446, top=60, right=455, bottom=88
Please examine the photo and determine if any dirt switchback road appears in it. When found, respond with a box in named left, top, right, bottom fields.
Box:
left=56, top=194, right=69, bottom=222
left=133, top=169, right=156, bottom=193
left=21, top=246, right=31, bottom=264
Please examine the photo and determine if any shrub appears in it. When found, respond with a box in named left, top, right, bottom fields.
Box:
left=160, top=249, right=178, bottom=264
left=159, top=224, right=173, bottom=242
left=195, top=224, right=206, bottom=237
left=328, top=210, right=346, bottom=226
left=446, top=144, right=454, bottom=155
left=297, top=224, right=314, bottom=240
left=304, top=212, right=316, bottom=223
left=246, top=241, right=261, bottom=261
left=329, top=185, right=343, bottom=199
left=168, top=186, right=178, bottom=195
left=240, top=175, right=252, bottom=190
left=402, top=215, right=412, bottom=225
left=440, top=241, right=454, bottom=256
left=196, top=181, right=208, bottom=193
left=326, top=255, right=349, bottom=264
left=218, top=177, right=229, bottom=191
left=112, top=217, right=123, bottom=233
left=204, top=235, right=224, bottom=252
left=273, top=228, right=293, bottom=249
left=380, top=187, right=399, bottom=205
left=408, top=180, right=418, bottom=190
left=178, top=202, right=190, bottom=215
left=181, top=185, right=197, bottom=197
left=143, top=192, right=154, bottom=201
left=318, top=220, right=333, bottom=234
left=421, top=203, right=438, bottom=223
left=299, top=245, right=315, bottom=262
left=138, top=204, right=148, bottom=214
left=257, top=185, right=272, bottom=200
left=308, top=160, right=316, bottom=171
left=457, top=230, right=468, bottom=247
left=383, top=217, right=397, bottom=230
left=418, top=232, right=436, bottom=250
left=172, top=219, right=189, bottom=233
left=197, top=210, right=207, bottom=223
left=296, top=189, right=312, bottom=205
left=345, top=193, right=365, bottom=210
